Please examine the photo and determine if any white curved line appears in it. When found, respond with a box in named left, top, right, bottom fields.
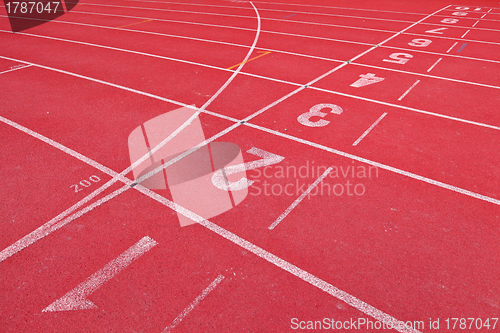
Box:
left=0, top=2, right=262, bottom=262
left=134, top=1, right=261, bottom=184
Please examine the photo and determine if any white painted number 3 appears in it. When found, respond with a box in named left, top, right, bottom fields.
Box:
left=297, top=103, right=343, bottom=127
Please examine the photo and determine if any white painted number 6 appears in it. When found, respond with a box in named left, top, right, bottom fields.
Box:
left=408, top=39, right=432, bottom=47
left=297, top=103, right=343, bottom=127
left=383, top=53, right=413, bottom=65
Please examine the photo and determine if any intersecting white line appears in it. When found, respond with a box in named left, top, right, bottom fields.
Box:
left=0, top=7, right=494, bottom=331
left=123, top=0, right=430, bottom=17
left=352, top=113, right=388, bottom=146
left=427, top=58, right=442, bottom=72
left=269, top=168, right=333, bottom=230
left=446, top=42, right=458, bottom=53
left=82, top=0, right=497, bottom=25
left=397, top=80, right=421, bottom=101
left=0, top=115, right=423, bottom=332
left=8, top=15, right=500, bottom=85
left=66, top=8, right=500, bottom=43
left=0, top=0, right=263, bottom=262
left=75, top=1, right=500, bottom=28
left=1, top=55, right=498, bottom=208
left=70, top=2, right=419, bottom=25
left=243, top=122, right=500, bottom=206
left=4, top=13, right=500, bottom=88
left=162, top=275, right=225, bottom=332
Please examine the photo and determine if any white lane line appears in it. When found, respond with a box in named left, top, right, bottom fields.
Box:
left=461, top=29, right=471, bottom=38
left=0, top=182, right=131, bottom=263
left=43, top=236, right=158, bottom=312
left=446, top=41, right=458, bottom=53
left=66, top=7, right=500, bottom=38
left=427, top=57, right=442, bottom=72
left=481, top=13, right=488, bottom=19
left=352, top=61, right=500, bottom=90
left=0, top=28, right=239, bottom=75
left=244, top=122, right=500, bottom=206
left=0, top=64, right=32, bottom=75
left=352, top=113, right=388, bottom=146
left=72, top=2, right=418, bottom=25
left=239, top=2, right=449, bottom=126
left=3, top=52, right=499, bottom=133
left=1, top=78, right=496, bottom=333
left=2, top=52, right=498, bottom=174
left=73, top=1, right=500, bottom=29
left=269, top=168, right=332, bottom=230
left=472, top=20, right=480, bottom=27
left=6, top=22, right=500, bottom=96
left=0, top=1, right=262, bottom=262
left=5, top=12, right=500, bottom=88
left=176, top=209, right=422, bottom=333
left=0, top=119, right=423, bottom=333
left=162, top=275, right=225, bottom=332
left=3, top=12, right=500, bottom=76
left=11, top=14, right=500, bottom=88
left=125, top=0, right=428, bottom=17
left=1, top=5, right=492, bottom=261
left=319, top=83, right=500, bottom=129
left=398, top=80, right=420, bottom=101
left=66, top=10, right=397, bottom=36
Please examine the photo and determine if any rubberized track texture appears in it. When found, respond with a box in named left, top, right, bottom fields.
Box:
left=0, top=1, right=499, bottom=332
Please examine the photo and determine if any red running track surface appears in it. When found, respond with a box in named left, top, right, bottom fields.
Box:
left=0, top=0, right=499, bottom=332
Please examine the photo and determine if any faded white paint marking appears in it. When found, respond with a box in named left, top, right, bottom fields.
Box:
left=0, top=2, right=261, bottom=260
left=42, top=236, right=157, bottom=312
left=163, top=275, right=224, bottom=332
left=269, top=168, right=332, bottom=230
left=427, top=58, right=442, bottom=72
left=398, top=80, right=420, bottom=101
left=461, top=29, right=471, bottom=38
left=0, top=64, right=32, bottom=75
left=446, top=41, right=458, bottom=53
left=352, top=113, right=388, bottom=146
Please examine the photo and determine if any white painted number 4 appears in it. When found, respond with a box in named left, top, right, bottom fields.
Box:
left=350, top=73, right=384, bottom=88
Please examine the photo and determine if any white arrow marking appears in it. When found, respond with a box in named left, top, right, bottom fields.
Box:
left=42, top=236, right=158, bottom=312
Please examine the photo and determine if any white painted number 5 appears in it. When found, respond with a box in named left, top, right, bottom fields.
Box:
left=297, top=103, right=343, bottom=127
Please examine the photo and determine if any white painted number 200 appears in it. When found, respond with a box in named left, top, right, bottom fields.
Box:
left=71, top=175, right=101, bottom=193
left=382, top=53, right=413, bottom=65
